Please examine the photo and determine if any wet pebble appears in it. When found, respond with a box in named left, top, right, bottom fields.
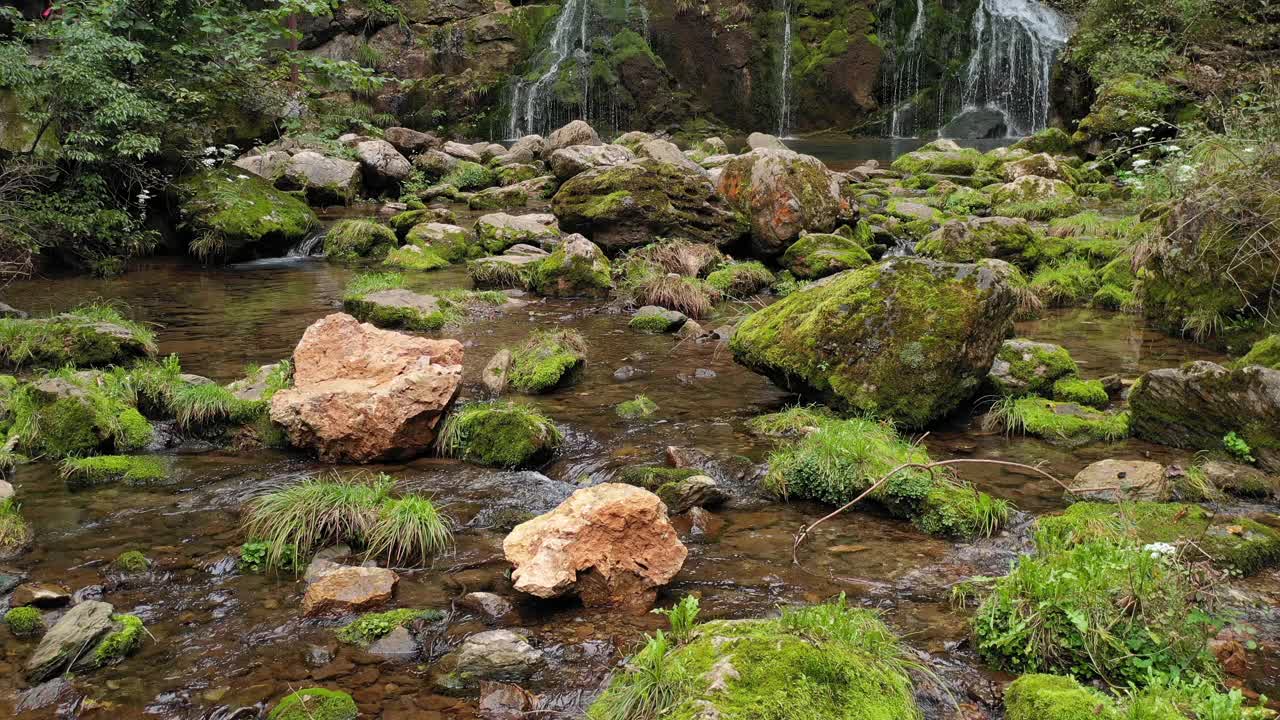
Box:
left=612, top=365, right=643, bottom=381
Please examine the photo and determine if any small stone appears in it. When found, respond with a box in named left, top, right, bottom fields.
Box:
left=449, top=630, right=543, bottom=683
left=1068, top=459, right=1169, bottom=502
left=11, top=583, right=71, bottom=609
left=305, top=643, right=336, bottom=667
left=301, top=566, right=398, bottom=618
left=368, top=627, right=418, bottom=662
left=477, top=681, right=537, bottom=720
left=613, top=365, right=643, bottom=381
left=458, top=592, right=515, bottom=624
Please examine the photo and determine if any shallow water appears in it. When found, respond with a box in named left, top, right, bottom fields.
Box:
left=783, top=135, right=1015, bottom=171
left=0, top=202, right=1274, bottom=717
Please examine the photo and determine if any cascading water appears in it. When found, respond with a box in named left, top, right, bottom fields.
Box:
left=506, top=0, right=593, bottom=139
left=286, top=230, right=326, bottom=258
left=777, top=0, right=793, bottom=137
left=957, top=0, right=1072, bottom=136
left=888, top=0, right=927, bottom=137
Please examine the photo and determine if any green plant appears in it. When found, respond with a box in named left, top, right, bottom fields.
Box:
left=170, top=382, right=262, bottom=429
left=746, top=405, right=836, bottom=438
left=60, top=455, right=167, bottom=487
left=652, top=595, right=700, bottom=642
left=268, top=688, right=358, bottom=720
left=4, top=605, right=42, bottom=636
left=437, top=401, right=562, bottom=468
left=324, top=219, right=397, bottom=263
left=335, top=608, right=442, bottom=645
left=365, top=496, right=452, bottom=568
left=624, top=274, right=716, bottom=319
left=440, top=161, right=496, bottom=191
left=0, top=498, right=32, bottom=551
left=112, top=549, right=150, bottom=572
left=1223, top=432, right=1255, bottom=463
left=616, top=395, right=658, bottom=419
left=506, top=329, right=588, bottom=393
left=92, top=614, right=145, bottom=667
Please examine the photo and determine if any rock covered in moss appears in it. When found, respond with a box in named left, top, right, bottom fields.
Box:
left=474, top=213, right=560, bottom=254
left=468, top=185, right=529, bottom=211
left=716, top=148, right=841, bottom=255
left=528, top=234, right=612, bottom=298
left=1200, top=460, right=1276, bottom=498
left=61, top=455, right=166, bottom=489
left=443, top=629, right=544, bottom=686
left=439, top=401, right=562, bottom=468
left=1004, top=674, right=1115, bottom=720
left=1002, top=153, right=1067, bottom=182
left=588, top=600, right=921, bottom=719
left=176, top=168, right=318, bottom=261
left=628, top=306, right=687, bottom=333
left=383, top=244, right=449, bottom=272
left=705, top=261, right=774, bottom=298
left=6, top=375, right=152, bottom=459
left=5, top=605, right=42, bottom=636
left=552, top=158, right=746, bottom=251
left=24, top=601, right=143, bottom=681
left=993, top=175, right=1076, bottom=205
left=779, top=232, right=873, bottom=279
left=323, top=219, right=397, bottom=262
left=281, top=151, right=362, bottom=205
left=343, top=287, right=450, bottom=331
left=0, top=308, right=156, bottom=369
left=267, top=688, right=357, bottom=720
left=731, top=258, right=1017, bottom=427
left=1129, top=361, right=1280, bottom=473
left=387, top=207, right=455, bottom=237
left=548, top=144, right=634, bottom=180
left=988, top=339, right=1078, bottom=397
left=615, top=395, right=658, bottom=419
left=1239, top=334, right=1280, bottom=370
left=405, top=222, right=474, bottom=263
left=506, top=330, right=587, bottom=394
left=504, top=483, right=686, bottom=609
left=1052, top=376, right=1109, bottom=408
left=916, top=217, right=1041, bottom=268
left=997, top=397, right=1130, bottom=447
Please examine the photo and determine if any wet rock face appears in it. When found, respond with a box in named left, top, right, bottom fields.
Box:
left=716, top=148, right=843, bottom=256
left=731, top=258, right=1018, bottom=427
left=1068, top=459, right=1170, bottom=503
left=269, top=313, right=463, bottom=463
left=502, top=483, right=688, bottom=610
left=301, top=565, right=398, bottom=617
left=1130, top=362, right=1280, bottom=473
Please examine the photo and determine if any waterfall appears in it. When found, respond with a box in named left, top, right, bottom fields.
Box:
left=777, top=0, right=793, bottom=137
left=287, top=230, right=326, bottom=258
left=958, top=0, right=1071, bottom=136
left=888, top=0, right=927, bottom=137
left=506, top=0, right=593, bottom=139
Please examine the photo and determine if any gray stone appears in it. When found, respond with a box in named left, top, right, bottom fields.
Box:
left=451, top=629, right=543, bottom=682
left=546, top=120, right=600, bottom=152
left=747, top=132, right=787, bottom=150
left=442, top=140, right=483, bottom=163
left=659, top=475, right=728, bottom=514
left=355, top=139, right=412, bottom=187
left=25, top=600, right=115, bottom=682
left=383, top=127, right=440, bottom=155
left=233, top=150, right=291, bottom=181
left=549, top=144, right=634, bottom=181
left=368, top=626, right=418, bottom=662
left=281, top=151, right=362, bottom=205
left=458, top=592, right=516, bottom=623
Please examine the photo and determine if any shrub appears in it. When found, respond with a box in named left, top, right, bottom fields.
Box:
left=437, top=401, right=562, bottom=468
left=4, top=606, right=42, bottom=637
left=336, top=608, right=442, bottom=645
left=627, top=239, right=724, bottom=277
left=506, top=329, right=587, bottom=393
left=60, top=455, right=167, bottom=488
left=1223, top=431, right=1255, bottom=464
left=616, top=395, right=658, bottom=419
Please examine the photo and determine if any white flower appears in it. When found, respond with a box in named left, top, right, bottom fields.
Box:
left=1132, top=126, right=1151, bottom=135
left=236, top=174, right=250, bottom=180
left=1143, top=542, right=1177, bottom=559
left=203, top=145, right=218, bottom=155
left=1166, top=145, right=1181, bottom=153
left=1132, top=159, right=1150, bottom=168
left=201, top=158, right=217, bottom=167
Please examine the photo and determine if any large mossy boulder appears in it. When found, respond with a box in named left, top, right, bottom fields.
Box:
left=731, top=258, right=1018, bottom=427
left=551, top=158, right=746, bottom=251
left=587, top=600, right=923, bottom=720
left=916, top=217, right=1043, bottom=269
left=528, top=234, right=612, bottom=299
left=1239, top=334, right=1280, bottom=370
left=779, top=233, right=873, bottom=280
left=323, top=219, right=397, bottom=263
left=890, top=144, right=993, bottom=177
left=716, top=148, right=842, bottom=256
left=0, top=307, right=155, bottom=369
left=176, top=168, right=318, bottom=261
left=1130, top=361, right=1280, bottom=473
left=405, top=222, right=475, bottom=263
left=474, top=213, right=561, bottom=254
left=505, top=330, right=587, bottom=394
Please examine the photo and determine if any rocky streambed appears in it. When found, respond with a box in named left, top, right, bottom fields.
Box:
left=1, top=127, right=1279, bottom=720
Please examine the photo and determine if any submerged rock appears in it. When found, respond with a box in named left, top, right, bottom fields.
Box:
left=717, top=148, right=842, bottom=256
left=503, top=483, right=687, bottom=610
left=1067, top=459, right=1169, bottom=502
left=731, top=258, right=1017, bottom=427
left=446, top=629, right=543, bottom=684
left=1129, top=361, right=1280, bottom=473
left=269, top=313, right=463, bottom=463
left=301, top=565, right=398, bottom=617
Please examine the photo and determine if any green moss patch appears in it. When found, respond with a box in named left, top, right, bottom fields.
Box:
left=1239, top=334, right=1280, bottom=370
left=989, top=339, right=1079, bottom=397
left=384, top=244, right=449, bottom=271
left=90, top=614, right=145, bottom=668
left=60, top=455, right=167, bottom=489
left=4, top=606, right=42, bottom=637
left=615, top=395, right=658, bottom=419
left=4, top=373, right=154, bottom=459
left=506, top=330, right=587, bottom=393
left=438, top=401, right=562, bottom=469
left=0, top=305, right=156, bottom=369
left=268, top=688, right=357, bottom=720
left=780, top=233, right=873, bottom=279
left=112, top=550, right=150, bottom=572
left=323, top=219, right=397, bottom=263
left=177, top=167, right=318, bottom=261
left=705, top=261, right=774, bottom=298
left=1052, top=377, right=1109, bottom=408
left=991, top=397, right=1130, bottom=446
left=336, top=608, right=441, bottom=645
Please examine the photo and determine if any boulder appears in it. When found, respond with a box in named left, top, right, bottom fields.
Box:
left=354, top=139, right=412, bottom=188
left=383, top=127, right=440, bottom=155
left=448, top=629, right=543, bottom=683
left=992, top=175, right=1077, bottom=206
left=478, top=681, right=537, bottom=720
left=545, top=120, right=600, bottom=152
left=548, top=144, right=634, bottom=181
left=11, top=582, right=70, bottom=608
left=459, top=592, right=516, bottom=623
left=367, top=626, right=418, bottom=661
left=503, top=483, right=687, bottom=610
left=987, top=339, right=1078, bottom=397
left=301, top=565, right=398, bottom=617
left=780, top=232, right=873, bottom=279
left=24, top=601, right=114, bottom=682
left=233, top=150, right=291, bottom=181
left=504, top=134, right=546, bottom=164
left=613, top=130, right=656, bottom=152
left=469, top=185, right=529, bottom=211
left=916, top=217, right=1041, bottom=269
left=474, top=213, right=561, bottom=254
left=939, top=107, right=1008, bottom=139
left=552, top=158, right=746, bottom=251
left=746, top=132, right=787, bottom=150
left=528, top=234, right=612, bottom=298
left=657, top=475, right=727, bottom=514
left=1003, top=153, right=1067, bottom=182
left=1130, top=362, right=1280, bottom=473
left=716, top=148, right=842, bottom=255
left=269, top=313, right=463, bottom=462
left=406, top=222, right=473, bottom=263
left=176, top=168, right=318, bottom=261
left=413, top=149, right=460, bottom=179
left=1067, top=459, right=1170, bottom=502
left=731, top=258, right=1018, bottom=427
left=1201, top=460, right=1276, bottom=498
left=281, top=151, right=362, bottom=205
left=635, top=139, right=703, bottom=174
left=442, top=140, right=483, bottom=163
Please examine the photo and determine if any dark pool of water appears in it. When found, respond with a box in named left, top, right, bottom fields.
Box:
left=782, top=135, right=1016, bottom=171
left=0, top=205, right=1274, bottom=717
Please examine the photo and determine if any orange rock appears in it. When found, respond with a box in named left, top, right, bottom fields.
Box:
left=503, top=483, right=687, bottom=611
left=301, top=566, right=398, bottom=617
left=270, top=313, right=463, bottom=462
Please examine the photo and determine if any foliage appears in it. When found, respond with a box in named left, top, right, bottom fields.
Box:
left=0, top=304, right=155, bottom=369
left=324, top=219, right=397, bottom=263
left=440, top=161, right=496, bottom=191
left=651, top=595, right=700, bottom=643
left=365, top=496, right=453, bottom=568
left=0, top=497, right=29, bottom=552
left=437, top=400, right=562, bottom=468
left=60, top=455, right=167, bottom=488
left=4, top=605, right=42, bottom=636
left=616, top=395, right=659, bottom=419
left=112, top=550, right=150, bottom=572
left=746, top=405, right=836, bottom=438
left=335, top=608, right=442, bottom=645
left=985, top=396, right=1130, bottom=445
left=92, top=614, right=145, bottom=667
left=705, top=261, right=774, bottom=298
left=1222, top=431, right=1255, bottom=464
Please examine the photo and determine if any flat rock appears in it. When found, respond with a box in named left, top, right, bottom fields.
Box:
left=11, top=582, right=71, bottom=608
left=450, top=629, right=543, bottom=682
left=25, top=600, right=114, bottom=682
left=1068, top=459, right=1169, bottom=502
left=301, top=565, right=398, bottom=617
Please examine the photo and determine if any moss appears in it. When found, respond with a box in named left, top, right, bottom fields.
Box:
left=1004, top=674, right=1116, bottom=720
left=176, top=167, right=318, bottom=261
left=1238, top=334, right=1280, bottom=370
left=268, top=688, right=358, bottom=720
left=730, top=258, right=1015, bottom=428
left=1030, top=257, right=1101, bottom=307
left=1052, top=377, right=1109, bottom=408
left=323, top=219, right=397, bottom=263
left=780, top=233, right=873, bottom=279
left=4, top=606, right=42, bottom=637
left=440, top=160, right=497, bottom=191
left=112, top=550, right=150, bottom=572
left=587, top=599, right=922, bottom=720
left=916, top=218, right=1042, bottom=269
left=618, top=465, right=702, bottom=490
left=438, top=401, right=562, bottom=469
left=942, top=187, right=992, bottom=215
left=529, top=239, right=613, bottom=298
left=746, top=405, right=836, bottom=438
left=0, top=306, right=156, bottom=369
left=506, top=330, right=587, bottom=393
left=60, top=455, right=167, bottom=489
left=993, top=195, right=1083, bottom=221
left=384, top=244, right=449, bottom=271
left=1011, top=128, right=1076, bottom=155
left=616, top=395, right=658, bottom=419
left=705, top=261, right=774, bottom=298
left=997, top=397, right=1130, bottom=446
left=1035, top=502, right=1280, bottom=577
left=990, top=340, right=1079, bottom=397
left=388, top=208, right=452, bottom=238
left=628, top=312, right=681, bottom=333
left=0, top=498, right=29, bottom=552
left=496, top=163, right=540, bottom=186
left=890, top=148, right=989, bottom=177
left=406, top=222, right=477, bottom=263
left=1092, top=254, right=1138, bottom=310
left=1078, top=74, right=1180, bottom=137
left=91, top=614, right=144, bottom=667
left=335, top=608, right=442, bottom=645
left=5, top=374, right=154, bottom=459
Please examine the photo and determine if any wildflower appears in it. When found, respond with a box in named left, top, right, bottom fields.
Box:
left=1132, top=159, right=1150, bottom=168
left=1132, top=126, right=1151, bottom=135
left=203, top=145, right=218, bottom=155
left=1143, top=542, right=1177, bottom=560
left=201, top=158, right=217, bottom=167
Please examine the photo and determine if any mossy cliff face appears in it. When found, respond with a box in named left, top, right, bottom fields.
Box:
left=730, top=258, right=1017, bottom=427
left=176, top=167, right=317, bottom=262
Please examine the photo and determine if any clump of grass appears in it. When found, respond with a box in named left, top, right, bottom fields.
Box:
left=384, top=244, right=449, bottom=272
left=324, top=219, right=397, bottom=262
left=630, top=274, right=716, bottom=318
left=705, top=261, right=774, bottom=298
left=984, top=396, right=1130, bottom=445
left=0, top=498, right=31, bottom=552
left=630, top=239, right=724, bottom=277
left=0, top=304, right=156, bottom=369
left=170, top=382, right=263, bottom=429
left=506, top=329, right=588, bottom=393
left=440, top=160, right=496, bottom=191
left=616, top=395, right=658, bottom=419
left=1030, top=256, right=1101, bottom=307
left=336, top=608, right=443, bottom=645
left=747, top=405, right=836, bottom=438
left=437, top=401, right=562, bottom=468
left=241, top=473, right=454, bottom=571
left=993, top=195, right=1082, bottom=221
left=468, top=257, right=536, bottom=289
left=60, top=455, right=167, bottom=488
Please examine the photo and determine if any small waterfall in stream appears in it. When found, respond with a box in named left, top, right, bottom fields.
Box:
left=287, top=230, right=326, bottom=258
left=957, top=0, right=1072, bottom=136
left=506, top=0, right=593, bottom=139
left=887, top=0, right=927, bottom=137
left=777, top=0, right=793, bottom=137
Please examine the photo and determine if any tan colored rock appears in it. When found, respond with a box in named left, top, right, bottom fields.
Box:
left=716, top=148, right=842, bottom=256
left=270, top=313, right=463, bottom=462
left=301, top=565, right=398, bottom=617
left=1067, top=459, right=1169, bottom=502
left=503, top=483, right=687, bottom=610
